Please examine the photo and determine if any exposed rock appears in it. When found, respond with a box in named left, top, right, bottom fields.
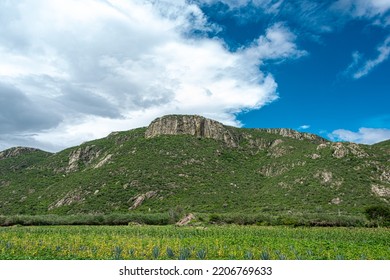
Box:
left=267, top=145, right=289, bottom=158
left=259, top=128, right=328, bottom=143
left=315, top=171, right=333, bottom=184
left=94, top=154, right=112, bottom=169
left=176, top=213, right=196, bottom=226
left=379, top=169, right=390, bottom=183
left=0, top=147, right=46, bottom=160
left=243, top=133, right=273, bottom=150
left=129, top=191, right=157, bottom=210
left=67, top=145, right=101, bottom=172
left=371, top=185, right=390, bottom=198
left=0, top=180, right=11, bottom=187
left=347, top=143, right=369, bottom=158
left=48, top=189, right=86, bottom=210
left=317, top=143, right=329, bottom=150
left=258, top=164, right=289, bottom=177
left=317, top=142, right=368, bottom=159
left=331, top=143, right=349, bottom=158
left=258, top=161, right=306, bottom=176
left=331, top=197, right=342, bottom=205
left=270, top=139, right=283, bottom=147
left=278, top=181, right=292, bottom=190
left=145, top=115, right=239, bottom=147
left=310, top=154, right=321, bottom=159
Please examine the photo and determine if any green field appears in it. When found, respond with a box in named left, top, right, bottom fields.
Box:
left=0, top=225, right=389, bottom=260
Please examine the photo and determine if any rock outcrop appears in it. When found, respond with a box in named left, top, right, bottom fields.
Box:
left=48, top=188, right=86, bottom=210
left=67, top=145, right=101, bottom=172
left=371, top=184, right=390, bottom=198
left=129, top=191, right=157, bottom=210
left=145, top=115, right=239, bottom=147
left=316, top=142, right=370, bottom=159
left=176, top=213, right=196, bottom=226
left=0, top=147, right=45, bottom=160
left=259, top=128, right=328, bottom=143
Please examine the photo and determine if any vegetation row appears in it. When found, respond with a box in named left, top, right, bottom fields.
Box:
left=0, top=205, right=389, bottom=227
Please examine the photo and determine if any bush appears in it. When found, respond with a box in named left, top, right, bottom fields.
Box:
left=168, top=206, right=185, bottom=224
left=208, top=213, right=222, bottom=224
left=364, top=205, right=390, bottom=226
left=0, top=213, right=171, bottom=226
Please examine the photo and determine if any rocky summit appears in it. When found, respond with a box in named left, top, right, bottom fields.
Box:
left=0, top=147, right=47, bottom=160
left=145, top=115, right=239, bottom=147
left=0, top=115, right=389, bottom=220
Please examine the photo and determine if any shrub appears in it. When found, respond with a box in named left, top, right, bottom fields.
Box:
left=364, top=205, right=390, bottom=226
left=168, top=206, right=185, bottom=224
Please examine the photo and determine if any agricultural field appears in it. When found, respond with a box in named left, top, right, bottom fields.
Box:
left=0, top=225, right=389, bottom=260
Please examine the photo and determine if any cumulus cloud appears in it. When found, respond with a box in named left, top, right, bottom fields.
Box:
left=329, top=127, right=390, bottom=144
left=243, top=22, right=307, bottom=61
left=0, top=0, right=304, bottom=152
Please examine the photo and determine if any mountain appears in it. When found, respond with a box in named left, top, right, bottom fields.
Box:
left=0, top=115, right=389, bottom=220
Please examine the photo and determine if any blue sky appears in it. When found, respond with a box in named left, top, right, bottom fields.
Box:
left=198, top=0, right=390, bottom=143
left=0, top=0, right=389, bottom=152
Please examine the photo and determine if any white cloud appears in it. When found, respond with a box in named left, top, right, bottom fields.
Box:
left=298, top=125, right=310, bottom=130
left=243, top=22, right=307, bottom=62
left=199, top=0, right=284, bottom=12
left=333, top=0, right=390, bottom=21
left=0, top=0, right=303, bottom=152
left=343, top=51, right=363, bottom=76
left=353, top=36, right=390, bottom=79
left=344, top=36, right=390, bottom=79
left=329, top=127, right=390, bottom=144
left=337, top=0, right=390, bottom=79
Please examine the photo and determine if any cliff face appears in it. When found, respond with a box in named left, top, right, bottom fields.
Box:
left=145, top=115, right=239, bottom=147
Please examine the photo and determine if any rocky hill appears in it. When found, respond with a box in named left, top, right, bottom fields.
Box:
left=145, top=115, right=240, bottom=147
left=0, top=115, right=389, bottom=220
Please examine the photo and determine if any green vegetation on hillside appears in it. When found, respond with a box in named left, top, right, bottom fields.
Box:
left=0, top=115, right=389, bottom=225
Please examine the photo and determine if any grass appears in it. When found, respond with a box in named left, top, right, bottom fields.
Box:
left=0, top=225, right=389, bottom=260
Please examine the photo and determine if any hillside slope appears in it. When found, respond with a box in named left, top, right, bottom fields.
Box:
left=0, top=115, right=389, bottom=218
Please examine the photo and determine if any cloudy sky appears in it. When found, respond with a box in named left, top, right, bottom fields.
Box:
left=0, top=0, right=389, bottom=152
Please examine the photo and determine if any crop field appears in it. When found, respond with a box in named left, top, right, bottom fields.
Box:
left=0, top=225, right=389, bottom=260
